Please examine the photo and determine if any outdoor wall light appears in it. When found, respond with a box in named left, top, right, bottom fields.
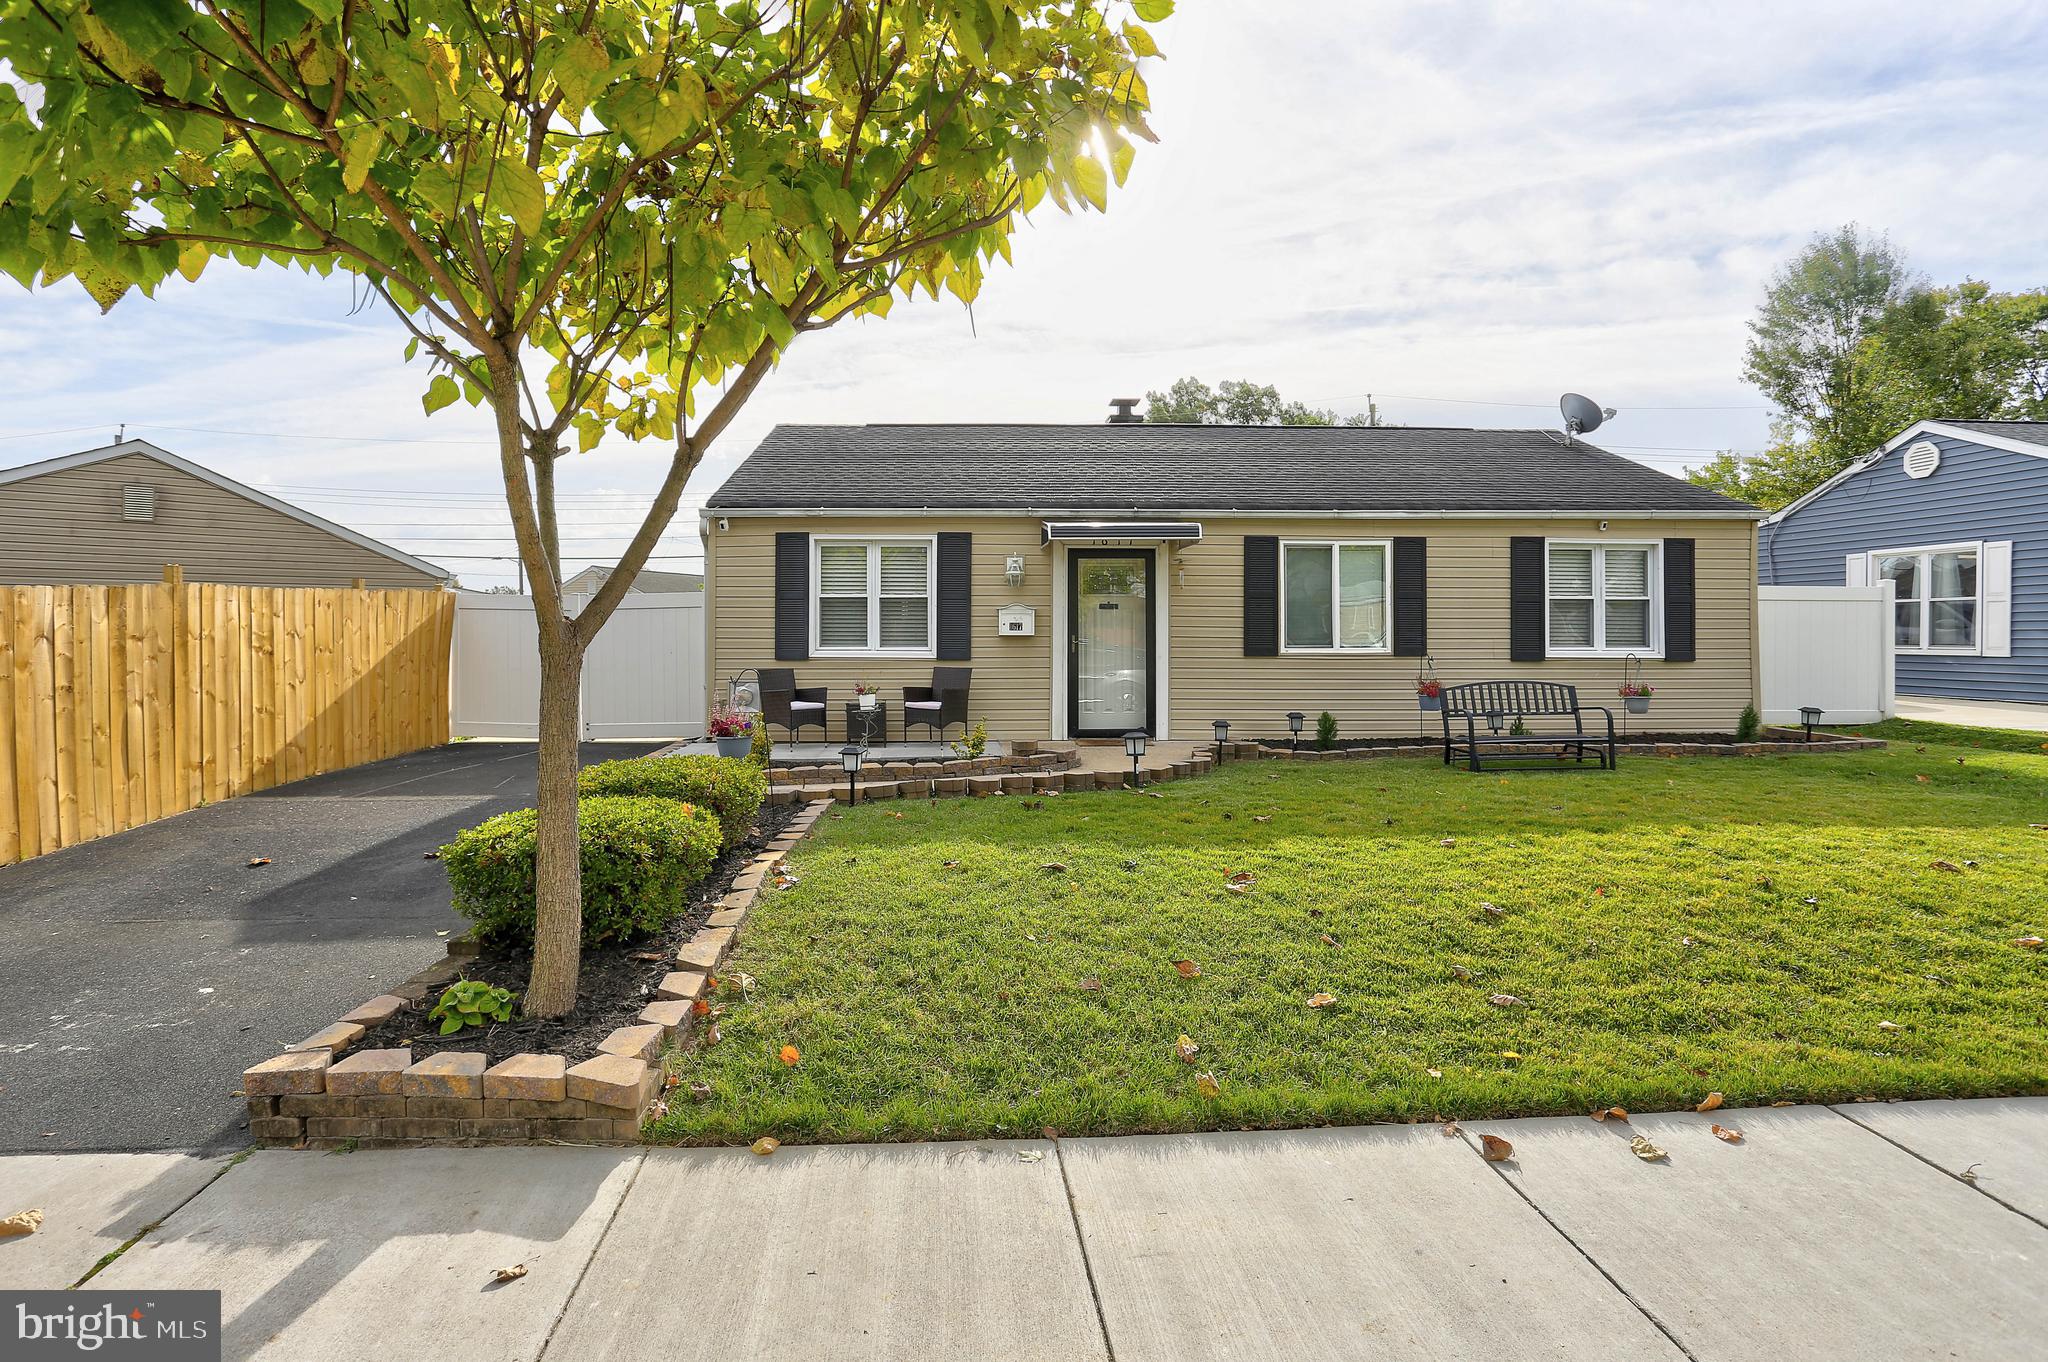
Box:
left=1286, top=710, right=1305, bottom=751
left=1799, top=705, right=1823, bottom=743
left=839, top=744, right=863, bottom=805
left=1124, top=730, right=1147, bottom=788
left=1486, top=710, right=1505, bottom=735
left=1005, top=554, right=1026, bottom=586
left=1212, top=719, right=1230, bottom=765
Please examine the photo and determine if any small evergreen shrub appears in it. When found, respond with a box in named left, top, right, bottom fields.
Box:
left=1736, top=704, right=1761, bottom=742
left=747, top=712, right=771, bottom=766
left=576, top=754, right=767, bottom=847
left=952, top=718, right=988, bottom=759
left=441, top=796, right=722, bottom=948
left=1315, top=711, right=1338, bottom=750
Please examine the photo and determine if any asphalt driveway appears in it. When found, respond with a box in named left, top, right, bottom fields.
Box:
left=0, top=741, right=660, bottom=1154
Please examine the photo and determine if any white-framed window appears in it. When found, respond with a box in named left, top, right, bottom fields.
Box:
left=812, top=536, right=935, bottom=655
left=1545, top=541, right=1660, bottom=655
left=1870, top=542, right=1981, bottom=654
left=1280, top=540, right=1392, bottom=652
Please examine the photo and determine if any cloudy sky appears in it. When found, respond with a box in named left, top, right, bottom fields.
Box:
left=3, top=0, right=2045, bottom=588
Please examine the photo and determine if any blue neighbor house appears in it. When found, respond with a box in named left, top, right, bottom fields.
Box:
left=1758, top=420, right=2037, bottom=704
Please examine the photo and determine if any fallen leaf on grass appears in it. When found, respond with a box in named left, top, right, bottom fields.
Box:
left=1488, top=993, right=1528, bottom=1008
left=1450, top=964, right=1475, bottom=981
left=1318, top=932, right=1338, bottom=947
left=1590, top=1106, right=1629, bottom=1123
left=1711, top=1124, right=1743, bottom=1144
left=1878, top=1020, right=1904, bottom=1032
left=1224, top=871, right=1257, bottom=894
left=691, top=999, right=711, bottom=1017
left=779, top=1045, right=801, bottom=1067
left=1480, top=902, right=1506, bottom=918
left=1175, top=1034, right=1199, bottom=1063
left=1695, top=1092, right=1724, bottom=1113
left=1172, top=959, right=1202, bottom=978
left=1629, top=1135, right=1668, bottom=1162
left=1194, top=1072, right=1221, bottom=1099
left=1439, top=837, right=1457, bottom=848
left=942, top=859, right=961, bottom=869
left=2015, top=936, right=2045, bottom=950
left=492, top=1263, right=528, bottom=1283
left=688, top=1081, right=712, bottom=1103
left=1306, top=992, right=1338, bottom=1008
left=704, top=1022, right=722, bottom=1045
left=1078, top=977, right=1104, bottom=992
left=1929, top=859, right=1964, bottom=874
left=1426, top=1068, right=1443, bottom=1078
left=1915, top=774, right=1931, bottom=783
left=750, top=1136, right=780, bottom=1156
left=0, top=1209, right=42, bottom=1238
left=1039, top=862, right=1069, bottom=874
left=1480, top=1134, right=1514, bottom=1161
left=1253, top=814, right=1272, bottom=823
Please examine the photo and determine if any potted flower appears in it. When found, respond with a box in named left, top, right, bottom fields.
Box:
left=1416, top=678, right=1443, bottom=712
left=1617, top=681, right=1654, bottom=715
left=853, top=680, right=879, bottom=711
left=708, top=704, right=753, bottom=758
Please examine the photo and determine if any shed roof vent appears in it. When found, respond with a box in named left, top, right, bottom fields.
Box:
left=122, top=483, right=157, bottom=522
left=1902, top=440, right=1941, bottom=479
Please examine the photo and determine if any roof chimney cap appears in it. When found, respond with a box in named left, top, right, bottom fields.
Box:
left=1107, top=397, right=1143, bottom=424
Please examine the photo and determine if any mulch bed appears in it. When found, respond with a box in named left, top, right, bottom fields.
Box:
left=401, top=801, right=798, bottom=1068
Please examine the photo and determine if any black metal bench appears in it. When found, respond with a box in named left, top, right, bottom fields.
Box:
left=1441, top=681, right=1616, bottom=772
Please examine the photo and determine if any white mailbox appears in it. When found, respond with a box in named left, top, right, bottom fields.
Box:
left=997, top=604, right=1037, bottom=637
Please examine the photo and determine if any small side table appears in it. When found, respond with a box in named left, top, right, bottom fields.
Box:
left=844, top=700, right=889, bottom=747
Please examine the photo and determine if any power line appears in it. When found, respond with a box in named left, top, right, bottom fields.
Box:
left=1316, top=391, right=1775, bottom=412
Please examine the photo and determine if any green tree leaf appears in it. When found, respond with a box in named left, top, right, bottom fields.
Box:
left=341, top=125, right=383, bottom=195
left=423, top=374, right=461, bottom=414
left=492, top=156, right=546, bottom=237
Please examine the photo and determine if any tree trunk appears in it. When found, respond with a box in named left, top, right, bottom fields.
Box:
left=525, top=627, right=584, bottom=1018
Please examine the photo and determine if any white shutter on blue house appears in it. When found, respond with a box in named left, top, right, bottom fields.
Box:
left=1982, top=541, right=2014, bottom=658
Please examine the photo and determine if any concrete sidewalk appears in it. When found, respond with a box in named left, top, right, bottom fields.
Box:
left=2, top=1099, right=2043, bottom=1360
left=1896, top=694, right=2048, bottom=732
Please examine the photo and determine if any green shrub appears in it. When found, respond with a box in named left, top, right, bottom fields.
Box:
left=952, top=718, right=988, bottom=759
left=1736, top=704, right=1762, bottom=742
left=576, top=754, right=766, bottom=847
left=430, top=980, right=515, bottom=1033
left=441, top=796, right=722, bottom=948
left=1315, top=711, right=1337, bottom=750
left=747, top=712, right=771, bottom=767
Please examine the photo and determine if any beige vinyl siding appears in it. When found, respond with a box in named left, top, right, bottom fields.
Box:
left=1172, top=517, right=1758, bottom=737
left=707, top=516, right=1056, bottom=741
left=708, top=513, right=1760, bottom=741
left=0, top=453, right=444, bottom=589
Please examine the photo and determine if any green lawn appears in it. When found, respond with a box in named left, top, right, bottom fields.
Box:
left=649, top=739, right=2048, bottom=1144
left=1836, top=716, right=2048, bottom=756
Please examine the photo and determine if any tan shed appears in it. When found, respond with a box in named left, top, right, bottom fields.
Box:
left=0, top=440, right=450, bottom=589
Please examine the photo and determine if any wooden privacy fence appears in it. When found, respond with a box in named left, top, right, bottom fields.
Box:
left=0, top=578, right=454, bottom=865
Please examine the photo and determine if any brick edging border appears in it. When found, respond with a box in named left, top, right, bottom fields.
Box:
left=1235, top=726, right=1884, bottom=762
left=241, top=800, right=834, bottom=1150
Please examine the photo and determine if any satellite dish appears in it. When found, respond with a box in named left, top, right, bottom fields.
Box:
left=1560, top=393, right=1610, bottom=437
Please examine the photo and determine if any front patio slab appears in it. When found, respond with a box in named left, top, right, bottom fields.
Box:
left=1833, top=1097, right=2048, bottom=1224
left=91, top=1147, right=640, bottom=1362
left=1462, top=1105, right=2048, bottom=1361
left=1058, top=1126, right=1687, bottom=1361
left=541, top=1140, right=1105, bottom=1362
left=0, top=1151, right=229, bottom=1289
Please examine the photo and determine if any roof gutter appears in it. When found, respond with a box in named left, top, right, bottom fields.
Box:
left=701, top=505, right=1767, bottom=521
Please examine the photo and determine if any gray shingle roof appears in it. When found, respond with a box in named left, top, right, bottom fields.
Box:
left=705, top=424, right=1762, bottom=515
left=1939, top=420, right=2048, bottom=448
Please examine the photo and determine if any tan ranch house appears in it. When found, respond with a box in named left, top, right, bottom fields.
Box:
left=699, top=421, right=1765, bottom=743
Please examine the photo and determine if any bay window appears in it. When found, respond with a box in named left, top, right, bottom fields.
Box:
left=1546, top=542, right=1658, bottom=654
left=814, top=538, right=934, bottom=654
left=1281, top=541, right=1390, bottom=652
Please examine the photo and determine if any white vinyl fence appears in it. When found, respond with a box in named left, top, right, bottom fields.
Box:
left=1758, top=584, right=1896, bottom=725
left=451, top=590, right=705, bottom=740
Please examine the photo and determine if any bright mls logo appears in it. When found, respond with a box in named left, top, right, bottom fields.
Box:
left=4, top=1291, right=220, bottom=1360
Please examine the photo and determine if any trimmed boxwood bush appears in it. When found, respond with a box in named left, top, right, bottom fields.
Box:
left=441, top=796, right=722, bottom=948
left=575, top=754, right=767, bottom=848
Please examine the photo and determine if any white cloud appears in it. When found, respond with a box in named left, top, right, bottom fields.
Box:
left=2, top=0, right=2043, bottom=586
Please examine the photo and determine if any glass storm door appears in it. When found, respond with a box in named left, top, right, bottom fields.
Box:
left=1071, top=551, right=1152, bottom=736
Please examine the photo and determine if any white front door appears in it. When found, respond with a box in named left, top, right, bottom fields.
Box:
left=1070, top=551, right=1153, bottom=735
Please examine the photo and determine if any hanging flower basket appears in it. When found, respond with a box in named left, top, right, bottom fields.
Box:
left=1416, top=679, right=1443, bottom=712
left=1618, top=683, right=1653, bottom=715
left=708, top=704, right=753, bottom=757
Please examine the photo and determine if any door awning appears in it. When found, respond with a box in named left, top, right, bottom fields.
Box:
left=1042, top=520, right=1203, bottom=545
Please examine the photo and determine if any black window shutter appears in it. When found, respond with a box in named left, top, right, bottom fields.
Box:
left=1664, top=537, right=1696, bottom=662
left=1243, top=535, right=1279, bottom=656
left=774, top=532, right=809, bottom=660
left=936, top=532, right=972, bottom=659
left=1392, top=537, right=1427, bottom=656
left=1509, top=536, right=1546, bottom=662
